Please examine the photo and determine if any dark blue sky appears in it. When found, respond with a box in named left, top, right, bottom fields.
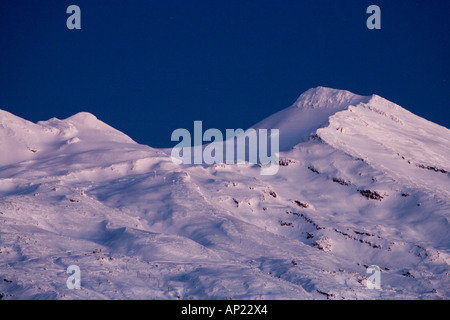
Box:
left=1, top=0, right=449, bottom=148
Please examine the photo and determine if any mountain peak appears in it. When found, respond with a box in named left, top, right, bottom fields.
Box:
left=252, top=87, right=371, bottom=150
left=62, top=111, right=108, bottom=131
left=294, top=86, right=369, bottom=110
left=1, top=91, right=449, bottom=300
left=66, top=111, right=99, bottom=123
left=0, top=109, right=137, bottom=167
left=36, top=111, right=136, bottom=144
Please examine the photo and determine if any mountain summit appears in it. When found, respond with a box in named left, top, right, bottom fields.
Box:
left=0, top=88, right=448, bottom=300
left=0, top=110, right=138, bottom=167
left=253, top=87, right=450, bottom=200
left=293, top=86, right=368, bottom=110
left=252, top=86, right=371, bottom=150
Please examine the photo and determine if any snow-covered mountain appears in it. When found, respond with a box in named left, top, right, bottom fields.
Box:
left=0, top=86, right=449, bottom=299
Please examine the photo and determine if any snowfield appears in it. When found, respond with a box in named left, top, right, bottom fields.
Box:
left=0, top=86, right=448, bottom=300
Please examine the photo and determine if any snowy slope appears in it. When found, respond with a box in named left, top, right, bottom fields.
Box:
left=0, top=87, right=449, bottom=300
left=252, top=87, right=371, bottom=150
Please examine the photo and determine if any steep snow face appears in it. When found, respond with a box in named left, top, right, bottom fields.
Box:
left=253, top=86, right=450, bottom=199
left=317, top=94, right=450, bottom=200
left=0, top=88, right=449, bottom=300
left=252, top=87, right=370, bottom=150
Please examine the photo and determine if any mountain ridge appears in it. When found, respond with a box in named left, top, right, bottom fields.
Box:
left=0, top=87, right=448, bottom=300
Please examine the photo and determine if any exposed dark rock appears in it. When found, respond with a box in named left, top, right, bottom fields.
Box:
left=402, top=271, right=414, bottom=278
left=316, top=289, right=334, bottom=299
left=279, top=158, right=295, bottom=166
left=354, top=231, right=374, bottom=237
left=294, top=200, right=309, bottom=208
left=416, top=163, right=449, bottom=175
left=280, top=221, right=293, bottom=227
left=332, top=177, right=350, bottom=186
left=308, top=166, right=319, bottom=174
left=359, top=189, right=384, bottom=201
